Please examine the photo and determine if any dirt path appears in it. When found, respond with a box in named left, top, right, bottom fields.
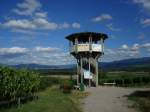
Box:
left=83, top=86, right=145, bottom=112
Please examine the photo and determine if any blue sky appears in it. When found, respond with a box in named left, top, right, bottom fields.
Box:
left=0, top=0, right=150, bottom=65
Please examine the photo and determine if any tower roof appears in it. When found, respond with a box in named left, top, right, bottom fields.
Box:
left=66, top=32, right=108, bottom=41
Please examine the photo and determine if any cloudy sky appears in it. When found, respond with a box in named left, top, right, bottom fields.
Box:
left=0, top=0, right=150, bottom=65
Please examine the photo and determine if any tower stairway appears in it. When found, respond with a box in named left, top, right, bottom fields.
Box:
left=78, top=57, right=98, bottom=86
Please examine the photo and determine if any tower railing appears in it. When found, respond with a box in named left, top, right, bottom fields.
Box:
left=70, top=43, right=103, bottom=53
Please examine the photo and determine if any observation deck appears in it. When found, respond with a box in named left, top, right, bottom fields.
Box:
left=66, top=32, right=108, bottom=55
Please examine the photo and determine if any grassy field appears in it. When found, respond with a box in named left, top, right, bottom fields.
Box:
left=0, top=86, right=82, bottom=112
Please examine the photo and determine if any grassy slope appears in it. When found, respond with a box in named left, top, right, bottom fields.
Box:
left=0, top=87, right=82, bottom=112
left=129, top=97, right=150, bottom=112
left=128, top=90, right=150, bottom=112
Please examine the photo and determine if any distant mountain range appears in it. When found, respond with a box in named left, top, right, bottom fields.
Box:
left=100, top=57, right=150, bottom=71
left=5, top=57, right=150, bottom=71
left=12, top=63, right=75, bottom=69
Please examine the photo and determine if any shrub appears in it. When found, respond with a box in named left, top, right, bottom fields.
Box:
left=60, top=80, right=73, bottom=93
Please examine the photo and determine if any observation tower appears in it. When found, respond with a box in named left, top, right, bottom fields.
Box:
left=66, top=32, right=108, bottom=87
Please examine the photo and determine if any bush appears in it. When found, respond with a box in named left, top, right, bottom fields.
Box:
left=60, top=80, right=73, bottom=93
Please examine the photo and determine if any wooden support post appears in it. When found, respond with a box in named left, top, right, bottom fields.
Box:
left=101, top=38, right=104, bottom=53
left=80, top=58, right=83, bottom=84
left=89, top=57, right=91, bottom=87
left=95, top=59, right=99, bottom=87
left=69, top=41, right=71, bottom=52
left=76, top=59, right=79, bottom=85
left=75, top=38, right=78, bottom=53
left=89, top=35, right=92, bottom=52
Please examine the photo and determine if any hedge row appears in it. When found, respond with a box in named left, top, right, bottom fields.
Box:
left=99, top=76, right=150, bottom=87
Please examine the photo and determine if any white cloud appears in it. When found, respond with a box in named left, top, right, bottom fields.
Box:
left=0, top=43, right=150, bottom=65
left=92, top=14, right=112, bottom=22
left=0, top=47, right=28, bottom=54
left=0, top=46, right=74, bottom=65
left=131, top=43, right=140, bottom=51
left=72, top=22, right=81, bottom=28
left=106, top=23, right=121, bottom=31
left=0, top=18, right=81, bottom=32
left=141, top=18, right=150, bottom=26
left=141, top=43, right=150, bottom=48
left=103, top=42, right=150, bottom=62
left=34, top=46, right=59, bottom=53
left=0, top=47, right=29, bottom=59
left=33, top=18, right=58, bottom=30
left=103, top=44, right=141, bottom=62
left=133, top=0, right=150, bottom=11
left=30, top=43, right=150, bottom=64
left=1, top=18, right=58, bottom=31
left=13, top=0, right=41, bottom=16
left=1, top=0, right=81, bottom=33
left=105, top=49, right=116, bottom=55
left=59, top=23, right=70, bottom=29
left=121, top=44, right=129, bottom=50
left=128, top=50, right=139, bottom=57
left=3, top=19, right=36, bottom=30
left=5, top=48, right=74, bottom=65
left=35, top=12, right=47, bottom=18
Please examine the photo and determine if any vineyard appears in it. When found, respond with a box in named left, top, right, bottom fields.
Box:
left=0, top=66, right=40, bottom=107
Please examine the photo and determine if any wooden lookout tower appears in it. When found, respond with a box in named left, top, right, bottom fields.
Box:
left=66, top=32, right=108, bottom=87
